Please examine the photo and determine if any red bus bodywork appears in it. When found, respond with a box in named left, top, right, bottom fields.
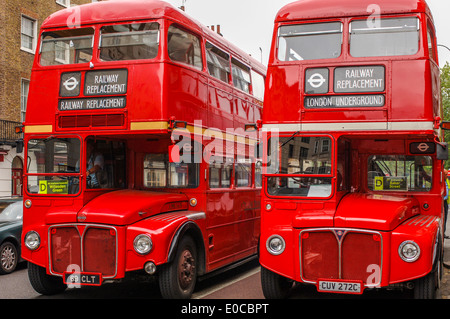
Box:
left=21, top=0, right=265, bottom=299
left=259, top=0, right=444, bottom=298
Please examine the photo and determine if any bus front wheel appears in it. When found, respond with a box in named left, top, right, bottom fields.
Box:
left=28, top=262, right=67, bottom=295
left=260, top=266, right=293, bottom=299
left=159, top=236, right=197, bottom=299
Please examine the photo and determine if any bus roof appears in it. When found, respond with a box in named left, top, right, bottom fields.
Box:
left=276, top=0, right=433, bottom=22
left=42, top=0, right=186, bottom=28
left=41, top=0, right=265, bottom=72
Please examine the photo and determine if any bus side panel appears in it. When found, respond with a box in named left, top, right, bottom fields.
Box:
left=165, top=63, right=208, bottom=126
left=207, top=78, right=234, bottom=131
left=127, top=63, right=165, bottom=122
left=390, top=60, right=433, bottom=122
left=205, top=191, right=238, bottom=270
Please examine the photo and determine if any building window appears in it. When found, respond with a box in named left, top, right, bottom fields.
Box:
left=21, top=79, right=30, bottom=122
left=21, top=16, right=37, bottom=53
left=56, top=0, right=70, bottom=7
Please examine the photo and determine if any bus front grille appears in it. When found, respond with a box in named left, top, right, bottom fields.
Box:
left=49, top=225, right=117, bottom=278
left=300, top=229, right=382, bottom=285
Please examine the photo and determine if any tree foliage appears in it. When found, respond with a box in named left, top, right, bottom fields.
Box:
left=441, top=62, right=450, bottom=169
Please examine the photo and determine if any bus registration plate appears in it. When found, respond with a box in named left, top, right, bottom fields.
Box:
left=64, top=272, right=102, bottom=286
left=317, top=279, right=362, bottom=294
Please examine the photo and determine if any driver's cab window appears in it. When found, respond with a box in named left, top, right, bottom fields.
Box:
left=85, top=139, right=126, bottom=189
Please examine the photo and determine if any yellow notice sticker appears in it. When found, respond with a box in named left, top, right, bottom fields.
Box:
left=39, top=180, right=69, bottom=195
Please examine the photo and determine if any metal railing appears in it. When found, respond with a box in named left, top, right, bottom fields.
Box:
left=0, top=119, right=23, bottom=145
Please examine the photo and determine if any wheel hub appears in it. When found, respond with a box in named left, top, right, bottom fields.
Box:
left=178, top=250, right=195, bottom=290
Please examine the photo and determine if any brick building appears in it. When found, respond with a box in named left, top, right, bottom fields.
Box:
left=0, top=0, right=93, bottom=198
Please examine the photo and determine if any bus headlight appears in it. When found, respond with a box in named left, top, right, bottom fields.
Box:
left=24, top=231, right=40, bottom=251
left=266, top=235, right=285, bottom=255
left=134, top=234, right=153, bottom=255
left=398, top=240, right=420, bottom=262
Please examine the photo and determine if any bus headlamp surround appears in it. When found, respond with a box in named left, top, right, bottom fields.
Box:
left=25, top=231, right=41, bottom=251
left=266, top=235, right=286, bottom=255
left=398, top=240, right=421, bottom=262
left=133, top=234, right=153, bottom=255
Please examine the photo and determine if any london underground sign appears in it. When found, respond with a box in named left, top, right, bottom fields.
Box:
left=304, top=65, right=385, bottom=108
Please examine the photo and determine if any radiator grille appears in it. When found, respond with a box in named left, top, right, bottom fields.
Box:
left=300, top=229, right=382, bottom=284
left=49, top=225, right=117, bottom=277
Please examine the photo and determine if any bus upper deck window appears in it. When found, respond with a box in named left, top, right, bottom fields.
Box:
left=231, top=58, right=251, bottom=93
left=277, top=22, right=342, bottom=61
left=100, top=23, right=160, bottom=61
left=40, top=28, right=94, bottom=66
left=168, top=25, right=203, bottom=70
left=350, top=17, right=419, bottom=57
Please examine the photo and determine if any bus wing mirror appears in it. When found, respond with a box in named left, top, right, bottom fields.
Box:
left=437, top=142, right=448, bottom=161
left=169, top=144, right=180, bottom=163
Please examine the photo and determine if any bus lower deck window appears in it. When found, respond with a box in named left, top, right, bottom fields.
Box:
left=144, top=153, right=199, bottom=189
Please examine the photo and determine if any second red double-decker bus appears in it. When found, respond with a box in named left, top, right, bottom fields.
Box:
left=259, top=0, right=446, bottom=298
left=21, top=0, right=265, bottom=299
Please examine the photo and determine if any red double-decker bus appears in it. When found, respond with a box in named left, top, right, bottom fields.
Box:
left=259, top=0, right=446, bottom=298
left=21, top=0, right=265, bottom=299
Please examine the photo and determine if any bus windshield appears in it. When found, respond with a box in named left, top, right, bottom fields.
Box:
left=267, top=136, right=332, bottom=197
left=278, top=22, right=342, bottom=61
left=40, top=28, right=94, bottom=66
left=350, top=17, right=419, bottom=57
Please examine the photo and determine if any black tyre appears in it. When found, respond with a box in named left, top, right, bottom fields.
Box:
left=0, top=241, right=18, bottom=275
left=159, top=236, right=197, bottom=299
left=28, top=262, right=67, bottom=295
left=414, top=272, right=437, bottom=299
left=260, top=266, right=293, bottom=299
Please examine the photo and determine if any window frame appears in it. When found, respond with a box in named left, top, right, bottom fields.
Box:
left=349, top=16, right=420, bottom=58
left=206, top=41, right=231, bottom=83
left=265, top=134, right=334, bottom=199
left=167, top=24, right=203, bottom=70
left=25, top=135, right=82, bottom=196
left=277, top=20, right=343, bottom=62
left=56, top=0, right=70, bottom=7
left=21, top=15, right=37, bottom=54
left=99, top=22, right=160, bottom=62
left=21, top=79, right=30, bottom=123
left=367, top=154, right=433, bottom=193
left=39, top=27, right=95, bottom=66
left=143, top=153, right=200, bottom=189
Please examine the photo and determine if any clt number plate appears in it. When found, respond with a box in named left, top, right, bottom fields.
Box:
left=64, top=272, right=102, bottom=286
left=317, top=279, right=363, bottom=294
